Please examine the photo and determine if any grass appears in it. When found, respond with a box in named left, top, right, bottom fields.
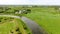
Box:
left=24, top=7, right=60, bottom=34
left=0, top=16, right=32, bottom=34
left=0, top=6, right=60, bottom=34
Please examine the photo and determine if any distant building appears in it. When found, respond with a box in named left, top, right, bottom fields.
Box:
left=15, top=10, right=22, bottom=14
left=59, top=8, right=60, bottom=10
left=15, top=9, right=31, bottom=14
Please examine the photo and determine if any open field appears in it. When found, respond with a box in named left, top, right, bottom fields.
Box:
left=24, top=7, right=60, bottom=34
left=0, top=16, right=32, bottom=34
left=0, top=6, right=60, bottom=34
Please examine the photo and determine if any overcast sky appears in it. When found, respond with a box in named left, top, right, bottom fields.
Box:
left=0, top=0, right=60, bottom=5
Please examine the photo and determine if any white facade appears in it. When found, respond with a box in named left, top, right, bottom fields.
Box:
left=15, top=10, right=22, bottom=14
left=19, top=10, right=22, bottom=14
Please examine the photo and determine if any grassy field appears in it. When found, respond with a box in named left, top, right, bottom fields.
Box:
left=0, top=6, right=60, bottom=34
left=24, top=7, right=60, bottom=34
left=0, top=16, right=32, bottom=34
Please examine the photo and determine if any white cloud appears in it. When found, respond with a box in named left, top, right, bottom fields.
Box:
left=0, top=0, right=60, bottom=5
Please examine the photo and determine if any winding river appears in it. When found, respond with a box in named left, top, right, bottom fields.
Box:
left=0, top=15, right=48, bottom=34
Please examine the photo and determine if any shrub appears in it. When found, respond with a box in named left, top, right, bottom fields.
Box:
left=26, top=9, right=31, bottom=13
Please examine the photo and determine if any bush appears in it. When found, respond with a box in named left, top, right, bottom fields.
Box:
left=22, top=9, right=31, bottom=14
left=26, top=9, right=31, bottom=13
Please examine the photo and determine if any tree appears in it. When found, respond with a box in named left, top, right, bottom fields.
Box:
left=54, top=6, right=60, bottom=13
left=26, top=9, right=31, bottom=13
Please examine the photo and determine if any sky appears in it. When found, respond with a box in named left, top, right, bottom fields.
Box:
left=0, top=0, right=60, bottom=5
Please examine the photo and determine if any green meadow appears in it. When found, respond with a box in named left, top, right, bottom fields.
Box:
left=24, top=7, right=60, bottom=34
left=0, top=6, right=60, bottom=34
left=0, top=16, right=32, bottom=34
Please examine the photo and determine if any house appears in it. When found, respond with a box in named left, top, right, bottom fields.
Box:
left=15, top=10, right=22, bottom=14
